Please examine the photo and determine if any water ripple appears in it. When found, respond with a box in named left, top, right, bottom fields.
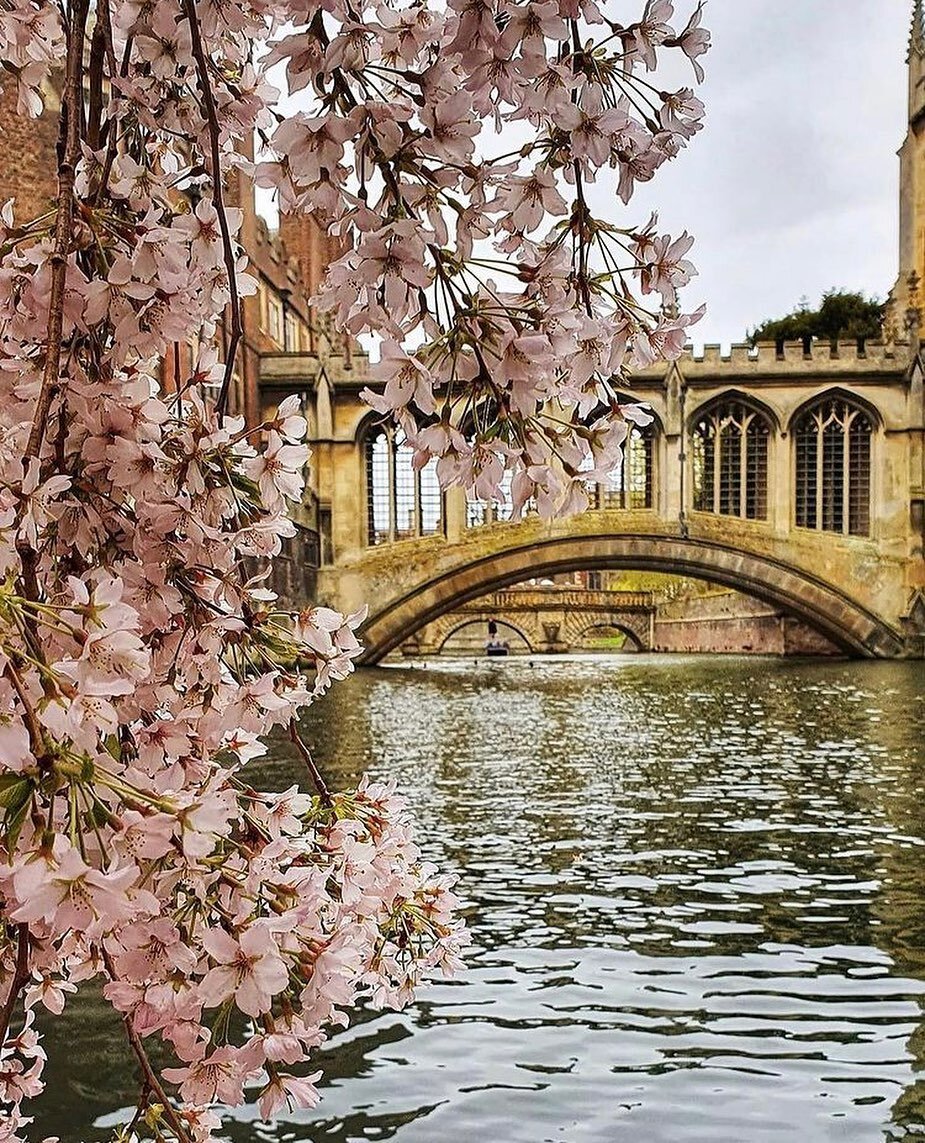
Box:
left=32, top=656, right=925, bottom=1143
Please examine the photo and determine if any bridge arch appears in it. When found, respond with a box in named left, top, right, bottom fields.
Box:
left=437, top=617, right=534, bottom=654
left=571, top=620, right=646, bottom=652
left=356, top=533, right=905, bottom=664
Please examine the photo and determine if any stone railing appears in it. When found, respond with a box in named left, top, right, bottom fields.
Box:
left=455, top=588, right=655, bottom=613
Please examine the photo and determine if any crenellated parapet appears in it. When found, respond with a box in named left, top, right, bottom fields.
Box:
left=630, top=339, right=915, bottom=384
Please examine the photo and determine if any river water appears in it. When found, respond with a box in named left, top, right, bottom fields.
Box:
left=31, top=655, right=925, bottom=1142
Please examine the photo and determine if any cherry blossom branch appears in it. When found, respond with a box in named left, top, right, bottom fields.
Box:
left=102, top=949, right=193, bottom=1143
left=290, top=719, right=333, bottom=807
left=181, top=0, right=242, bottom=418
left=25, top=0, right=90, bottom=462
left=0, top=925, right=30, bottom=1048
left=2, top=661, right=45, bottom=763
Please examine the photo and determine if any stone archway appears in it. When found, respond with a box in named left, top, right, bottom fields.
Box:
left=349, top=533, right=905, bottom=664
left=569, top=619, right=647, bottom=652
left=436, top=617, right=534, bottom=654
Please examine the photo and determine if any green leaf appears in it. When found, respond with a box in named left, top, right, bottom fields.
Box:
left=0, top=776, right=33, bottom=810
left=4, top=798, right=30, bottom=851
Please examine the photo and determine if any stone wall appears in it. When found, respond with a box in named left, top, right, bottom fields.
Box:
left=652, top=590, right=839, bottom=656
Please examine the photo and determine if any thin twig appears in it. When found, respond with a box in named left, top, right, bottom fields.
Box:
left=289, top=719, right=333, bottom=807
left=25, top=0, right=90, bottom=462
left=0, top=925, right=31, bottom=1047
left=101, top=949, right=193, bottom=1143
left=181, top=0, right=242, bottom=419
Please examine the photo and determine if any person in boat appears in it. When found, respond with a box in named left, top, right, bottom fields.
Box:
left=485, top=619, right=510, bottom=656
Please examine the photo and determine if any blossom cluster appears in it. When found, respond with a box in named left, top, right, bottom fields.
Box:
left=0, top=0, right=705, bottom=1138
left=258, top=0, right=709, bottom=514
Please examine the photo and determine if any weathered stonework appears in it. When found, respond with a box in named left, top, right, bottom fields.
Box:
left=291, top=324, right=924, bottom=662
left=316, top=515, right=912, bottom=663
left=410, top=587, right=657, bottom=654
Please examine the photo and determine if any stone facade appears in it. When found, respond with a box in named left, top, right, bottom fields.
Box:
left=652, top=590, right=838, bottom=656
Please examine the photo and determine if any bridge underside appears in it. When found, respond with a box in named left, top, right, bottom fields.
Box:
left=347, top=533, right=906, bottom=665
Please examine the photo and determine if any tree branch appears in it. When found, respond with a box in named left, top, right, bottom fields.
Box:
left=289, top=719, right=333, bottom=807
left=25, top=0, right=90, bottom=462
left=0, top=925, right=31, bottom=1047
left=181, top=0, right=243, bottom=419
left=102, top=949, right=193, bottom=1143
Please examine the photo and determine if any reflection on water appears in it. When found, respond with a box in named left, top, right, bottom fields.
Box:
left=33, top=655, right=925, bottom=1142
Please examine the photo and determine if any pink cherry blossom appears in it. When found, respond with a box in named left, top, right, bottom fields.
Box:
left=199, top=925, right=289, bottom=1017
left=0, top=0, right=705, bottom=1132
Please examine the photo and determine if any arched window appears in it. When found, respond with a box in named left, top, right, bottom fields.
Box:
left=587, top=421, right=655, bottom=510
left=365, top=425, right=442, bottom=545
left=692, top=401, right=770, bottom=520
left=794, top=397, right=872, bottom=536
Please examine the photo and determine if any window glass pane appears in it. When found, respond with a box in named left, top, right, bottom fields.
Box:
left=795, top=416, right=817, bottom=529
left=591, top=425, right=653, bottom=510
left=745, top=422, right=768, bottom=520
left=794, top=399, right=871, bottom=536
left=822, top=420, right=844, bottom=534
left=419, top=461, right=442, bottom=535
left=718, top=422, right=742, bottom=516
left=692, top=423, right=712, bottom=512
left=467, top=498, right=489, bottom=528
left=848, top=416, right=871, bottom=536
left=693, top=403, right=768, bottom=520
left=366, top=433, right=392, bottom=545
left=394, top=439, right=417, bottom=538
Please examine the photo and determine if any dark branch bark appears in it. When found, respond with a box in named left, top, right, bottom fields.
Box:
left=181, top=0, right=243, bottom=419
left=25, top=0, right=90, bottom=462
left=290, top=719, right=333, bottom=806
left=102, top=949, right=193, bottom=1143
left=0, top=925, right=30, bottom=1047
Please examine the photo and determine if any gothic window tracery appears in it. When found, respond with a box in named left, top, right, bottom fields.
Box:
left=793, top=397, right=872, bottom=537
left=365, top=425, right=442, bottom=545
left=692, top=400, right=770, bottom=520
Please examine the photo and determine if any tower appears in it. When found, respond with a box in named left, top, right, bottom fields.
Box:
left=891, top=0, right=925, bottom=332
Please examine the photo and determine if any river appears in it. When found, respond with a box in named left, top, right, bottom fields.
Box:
left=30, top=655, right=925, bottom=1142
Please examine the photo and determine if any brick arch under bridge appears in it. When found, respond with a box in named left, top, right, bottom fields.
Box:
left=318, top=526, right=908, bottom=665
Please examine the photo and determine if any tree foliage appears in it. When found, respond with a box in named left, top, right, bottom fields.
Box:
left=748, top=290, right=884, bottom=345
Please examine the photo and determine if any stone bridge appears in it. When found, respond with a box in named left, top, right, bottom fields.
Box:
left=408, top=586, right=657, bottom=655
left=316, top=509, right=918, bottom=664
left=263, top=336, right=925, bottom=663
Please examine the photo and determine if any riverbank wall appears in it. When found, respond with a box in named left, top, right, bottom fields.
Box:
left=652, top=591, right=840, bottom=655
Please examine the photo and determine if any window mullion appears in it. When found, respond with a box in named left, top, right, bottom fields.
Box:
left=387, top=429, right=398, bottom=542
left=842, top=414, right=852, bottom=537
left=414, top=467, right=423, bottom=537
left=712, top=419, right=721, bottom=513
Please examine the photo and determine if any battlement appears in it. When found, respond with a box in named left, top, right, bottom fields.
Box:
left=633, top=339, right=915, bottom=380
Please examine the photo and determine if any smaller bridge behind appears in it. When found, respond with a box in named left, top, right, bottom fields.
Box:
left=407, top=586, right=657, bottom=655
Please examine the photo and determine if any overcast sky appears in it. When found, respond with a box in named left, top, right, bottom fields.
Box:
left=261, top=1, right=911, bottom=349
left=637, top=0, right=910, bottom=347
